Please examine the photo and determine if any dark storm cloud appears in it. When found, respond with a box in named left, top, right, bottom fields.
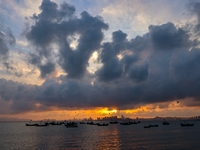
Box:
left=59, top=13, right=108, bottom=78
left=128, top=64, right=148, bottom=82
left=112, top=30, right=127, bottom=43
left=95, top=30, right=126, bottom=81
left=149, top=22, right=192, bottom=50
left=0, top=78, right=38, bottom=114
left=2, top=0, right=199, bottom=115
left=26, top=0, right=108, bottom=78
left=28, top=53, right=55, bottom=78
left=39, top=62, right=55, bottom=78
left=96, top=30, right=149, bottom=82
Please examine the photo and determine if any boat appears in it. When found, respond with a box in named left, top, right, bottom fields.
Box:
left=50, top=122, right=62, bottom=125
left=26, top=123, right=38, bottom=126
left=36, top=124, right=48, bottom=127
left=149, top=124, right=158, bottom=127
left=144, top=125, right=150, bottom=128
left=80, top=122, right=86, bottom=124
left=25, top=120, right=38, bottom=126
left=36, top=120, right=49, bottom=127
left=87, top=121, right=95, bottom=125
left=180, top=123, right=194, bottom=127
left=110, top=121, right=118, bottom=124
left=163, top=119, right=170, bottom=125
left=97, top=123, right=109, bottom=126
left=136, top=117, right=141, bottom=123
left=163, top=122, right=170, bottom=125
left=65, top=124, right=78, bottom=127
left=129, top=121, right=138, bottom=124
left=66, top=122, right=77, bottom=125
left=65, top=122, right=78, bottom=127
left=120, top=122, right=131, bottom=125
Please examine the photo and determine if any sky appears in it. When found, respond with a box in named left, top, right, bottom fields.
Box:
left=0, top=0, right=200, bottom=121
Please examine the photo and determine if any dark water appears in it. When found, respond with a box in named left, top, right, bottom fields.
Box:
left=0, top=121, right=199, bottom=150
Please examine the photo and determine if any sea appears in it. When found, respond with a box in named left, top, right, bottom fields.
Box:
left=0, top=120, right=199, bottom=150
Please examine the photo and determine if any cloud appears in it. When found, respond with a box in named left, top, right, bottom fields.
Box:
left=26, top=0, right=108, bottom=78
left=0, top=25, right=15, bottom=59
left=2, top=0, right=200, bottom=115
left=3, top=61, right=23, bottom=77
left=149, top=22, right=192, bottom=50
left=100, top=0, right=188, bottom=38
left=0, top=32, right=9, bottom=58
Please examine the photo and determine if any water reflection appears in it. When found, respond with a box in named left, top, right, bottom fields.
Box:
left=94, top=125, right=121, bottom=150
left=76, top=124, right=120, bottom=150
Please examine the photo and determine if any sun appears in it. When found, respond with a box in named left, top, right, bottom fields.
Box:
left=99, top=108, right=117, bottom=115
left=111, top=109, right=117, bottom=113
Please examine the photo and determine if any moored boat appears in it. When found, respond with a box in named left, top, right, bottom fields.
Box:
left=26, top=120, right=38, bottom=126
left=36, top=124, right=48, bottom=127
left=180, top=123, right=194, bottom=127
left=144, top=125, right=150, bottom=128
left=110, top=121, right=118, bottom=124
left=163, top=122, right=170, bottom=125
left=120, top=122, right=131, bottom=125
left=87, top=121, right=95, bottom=125
left=26, top=123, right=38, bottom=126
left=65, top=123, right=78, bottom=128
left=163, top=119, right=170, bottom=125
left=97, top=123, right=109, bottom=126
left=149, top=124, right=158, bottom=127
left=129, top=121, right=138, bottom=124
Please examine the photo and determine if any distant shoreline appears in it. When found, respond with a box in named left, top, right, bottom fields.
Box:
left=0, top=116, right=200, bottom=122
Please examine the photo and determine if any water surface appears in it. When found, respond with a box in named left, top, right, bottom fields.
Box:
left=0, top=121, right=199, bottom=150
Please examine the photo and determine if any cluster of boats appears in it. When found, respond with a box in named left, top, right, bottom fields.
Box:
left=26, top=121, right=65, bottom=127
left=119, top=120, right=141, bottom=125
left=82, top=121, right=109, bottom=126
left=26, top=119, right=195, bottom=128
left=143, top=120, right=194, bottom=128
left=65, top=122, right=78, bottom=128
left=25, top=121, right=110, bottom=128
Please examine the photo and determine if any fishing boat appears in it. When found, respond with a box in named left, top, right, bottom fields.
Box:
left=26, top=123, right=38, bottom=126
left=129, top=121, right=138, bottom=124
left=50, top=122, right=62, bottom=125
left=163, top=122, right=170, bottom=125
left=180, top=122, right=194, bottom=127
left=110, top=121, right=118, bottom=124
left=36, top=124, right=48, bottom=127
left=87, top=121, right=95, bottom=125
left=26, top=120, right=38, bottom=126
left=149, top=124, right=158, bottom=127
left=65, top=122, right=78, bottom=128
left=163, top=119, right=170, bottom=125
left=36, top=120, right=48, bottom=127
left=144, top=125, right=150, bottom=128
left=120, top=122, right=131, bottom=125
left=97, top=123, right=109, bottom=126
